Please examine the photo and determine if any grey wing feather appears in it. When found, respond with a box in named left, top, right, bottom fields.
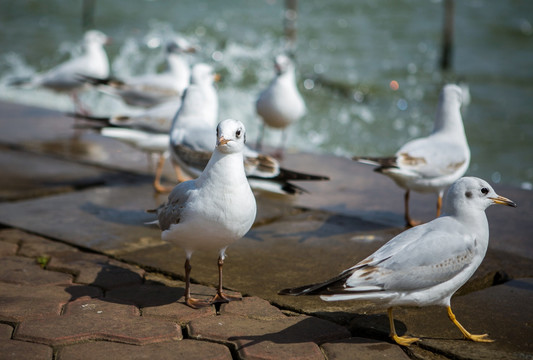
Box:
left=157, top=180, right=196, bottom=231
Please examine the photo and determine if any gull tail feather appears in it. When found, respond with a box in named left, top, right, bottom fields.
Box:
left=353, top=156, right=398, bottom=171
left=278, top=268, right=356, bottom=296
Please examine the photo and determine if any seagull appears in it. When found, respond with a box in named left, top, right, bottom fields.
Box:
left=255, top=54, right=306, bottom=157
left=170, top=63, right=328, bottom=195
left=70, top=100, right=181, bottom=192
left=353, top=84, right=470, bottom=227
left=280, top=176, right=516, bottom=346
left=152, top=119, right=257, bottom=308
left=9, top=30, right=110, bottom=112
left=84, top=37, right=195, bottom=108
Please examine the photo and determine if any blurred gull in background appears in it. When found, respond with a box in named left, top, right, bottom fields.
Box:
left=9, top=30, right=110, bottom=113
left=83, top=37, right=195, bottom=108
left=354, top=84, right=470, bottom=227
left=255, top=54, right=306, bottom=158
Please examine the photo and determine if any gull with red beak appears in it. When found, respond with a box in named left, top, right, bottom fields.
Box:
left=152, top=119, right=256, bottom=308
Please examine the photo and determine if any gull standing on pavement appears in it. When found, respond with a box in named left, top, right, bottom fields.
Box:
left=255, top=54, right=306, bottom=157
left=9, top=30, right=110, bottom=113
left=153, top=119, right=256, bottom=308
left=280, top=177, right=516, bottom=346
left=353, top=84, right=470, bottom=227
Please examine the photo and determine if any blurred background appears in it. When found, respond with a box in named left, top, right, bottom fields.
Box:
left=0, top=0, right=531, bottom=189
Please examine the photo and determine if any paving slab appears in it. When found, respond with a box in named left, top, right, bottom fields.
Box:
left=0, top=146, right=136, bottom=202
left=0, top=240, right=18, bottom=256
left=0, top=284, right=101, bottom=322
left=0, top=255, right=72, bottom=285
left=0, top=324, right=53, bottom=360
left=14, top=297, right=182, bottom=346
left=320, top=337, right=410, bottom=360
left=47, top=251, right=145, bottom=290
left=0, top=228, right=79, bottom=258
left=56, top=339, right=233, bottom=360
left=188, top=314, right=350, bottom=360
left=348, top=279, right=533, bottom=360
left=0, top=183, right=163, bottom=253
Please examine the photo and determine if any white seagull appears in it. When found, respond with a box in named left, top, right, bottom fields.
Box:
left=85, top=37, right=195, bottom=108
left=170, top=63, right=328, bottom=195
left=152, top=119, right=257, bottom=308
left=354, top=84, right=470, bottom=227
left=10, top=30, right=110, bottom=112
left=280, top=176, right=516, bottom=346
left=255, top=54, right=306, bottom=156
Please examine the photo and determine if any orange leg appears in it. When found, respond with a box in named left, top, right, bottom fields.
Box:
left=388, top=307, right=419, bottom=346
left=210, top=256, right=242, bottom=304
left=183, top=258, right=211, bottom=309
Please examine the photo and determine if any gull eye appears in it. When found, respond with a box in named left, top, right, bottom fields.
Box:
left=236, top=129, right=242, bottom=138
left=481, top=188, right=489, bottom=195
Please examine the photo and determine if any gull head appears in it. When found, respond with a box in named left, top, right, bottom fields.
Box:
left=83, top=30, right=110, bottom=46
left=216, top=119, right=246, bottom=154
left=166, top=36, right=197, bottom=54
left=443, top=177, right=516, bottom=216
left=191, top=63, right=217, bottom=86
left=274, top=54, right=294, bottom=75
left=441, top=84, right=463, bottom=106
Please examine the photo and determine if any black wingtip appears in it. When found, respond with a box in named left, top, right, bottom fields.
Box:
left=278, top=167, right=330, bottom=182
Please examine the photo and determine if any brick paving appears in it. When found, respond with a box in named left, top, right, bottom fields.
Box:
left=0, top=228, right=378, bottom=359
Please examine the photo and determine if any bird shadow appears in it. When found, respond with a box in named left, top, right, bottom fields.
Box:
left=227, top=317, right=341, bottom=348
left=63, top=262, right=184, bottom=308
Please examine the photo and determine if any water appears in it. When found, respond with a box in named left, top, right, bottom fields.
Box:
left=0, top=0, right=532, bottom=189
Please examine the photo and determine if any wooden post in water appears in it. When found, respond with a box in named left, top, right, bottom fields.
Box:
left=440, top=0, right=454, bottom=71
left=284, top=0, right=298, bottom=55
left=82, top=0, right=96, bottom=30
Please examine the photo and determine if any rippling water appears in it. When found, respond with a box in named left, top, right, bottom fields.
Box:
left=0, top=0, right=532, bottom=189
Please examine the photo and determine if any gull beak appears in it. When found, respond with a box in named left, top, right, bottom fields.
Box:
left=214, top=73, right=221, bottom=82
left=185, top=45, right=198, bottom=53
left=490, top=195, right=517, bottom=208
left=217, top=136, right=229, bottom=146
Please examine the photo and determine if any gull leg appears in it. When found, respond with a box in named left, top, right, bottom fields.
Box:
left=210, top=255, right=242, bottom=304
left=256, top=123, right=265, bottom=152
left=183, top=258, right=211, bottom=309
left=153, top=153, right=174, bottom=193
left=447, top=306, right=493, bottom=342
left=388, top=307, right=419, bottom=346
left=436, top=191, right=444, bottom=217
left=171, top=159, right=190, bottom=183
left=404, top=190, right=421, bottom=227
left=273, top=129, right=288, bottom=160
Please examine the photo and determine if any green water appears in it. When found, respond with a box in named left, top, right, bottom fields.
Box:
left=0, top=0, right=532, bottom=188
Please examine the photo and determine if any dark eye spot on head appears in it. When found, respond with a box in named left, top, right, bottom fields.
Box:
left=236, top=129, right=241, bottom=138
left=481, top=188, right=489, bottom=195
left=465, top=191, right=472, bottom=198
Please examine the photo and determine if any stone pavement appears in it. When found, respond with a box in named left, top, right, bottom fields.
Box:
left=0, top=101, right=532, bottom=359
